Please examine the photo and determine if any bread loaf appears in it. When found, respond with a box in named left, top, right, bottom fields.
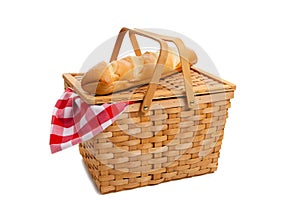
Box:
left=81, top=48, right=197, bottom=95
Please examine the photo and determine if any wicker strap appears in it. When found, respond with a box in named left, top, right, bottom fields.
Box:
left=110, top=27, right=195, bottom=114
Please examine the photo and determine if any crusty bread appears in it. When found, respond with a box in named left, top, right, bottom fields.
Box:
left=81, top=48, right=197, bottom=95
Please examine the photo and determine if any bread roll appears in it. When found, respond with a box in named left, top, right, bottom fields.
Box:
left=81, top=48, right=197, bottom=95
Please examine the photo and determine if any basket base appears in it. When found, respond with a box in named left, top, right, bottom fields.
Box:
left=80, top=143, right=220, bottom=194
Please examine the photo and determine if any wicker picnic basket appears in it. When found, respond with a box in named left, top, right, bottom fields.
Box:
left=63, top=28, right=236, bottom=194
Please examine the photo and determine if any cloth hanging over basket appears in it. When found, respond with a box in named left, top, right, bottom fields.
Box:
left=49, top=88, right=130, bottom=153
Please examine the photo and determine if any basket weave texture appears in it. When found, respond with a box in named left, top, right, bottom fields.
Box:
left=64, top=67, right=235, bottom=194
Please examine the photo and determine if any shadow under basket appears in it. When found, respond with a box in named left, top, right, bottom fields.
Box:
left=63, top=66, right=236, bottom=194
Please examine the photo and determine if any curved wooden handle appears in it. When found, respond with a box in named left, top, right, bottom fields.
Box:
left=110, top=28, right=169, bottom=114
left=134, top=29, right=196, bottom=110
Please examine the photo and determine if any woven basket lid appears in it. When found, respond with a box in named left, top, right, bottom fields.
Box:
left=63, top=66, right=235, bottom=105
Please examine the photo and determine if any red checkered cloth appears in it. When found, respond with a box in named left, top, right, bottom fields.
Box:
left=50, top=88, right=130, bottom=153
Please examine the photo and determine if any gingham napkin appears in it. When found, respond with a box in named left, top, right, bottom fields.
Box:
left=50, top=88, right=130, bottom=153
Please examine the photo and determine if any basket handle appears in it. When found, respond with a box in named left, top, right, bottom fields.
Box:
left=110, top=27, right=195, bottom=114
left=132, top=29, right=196, bottom=111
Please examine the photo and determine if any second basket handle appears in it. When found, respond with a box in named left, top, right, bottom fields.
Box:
left=133, top=29, right=196, bottom=111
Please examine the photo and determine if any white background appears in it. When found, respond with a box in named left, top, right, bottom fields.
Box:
left=1, top=0, right=299, bottom=199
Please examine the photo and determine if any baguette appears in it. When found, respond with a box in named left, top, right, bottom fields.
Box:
left=81, top=48, right=197, bottom=95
